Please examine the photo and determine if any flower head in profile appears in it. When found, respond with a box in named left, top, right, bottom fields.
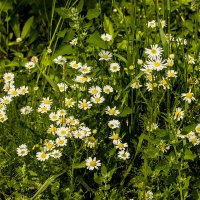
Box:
left=101, top=33, right=112, bottom=42
left=70, top=37, right=78, bottom=45
left=20, top=106, right=33, bottom=115
left=54, top=56, right=66, bottom=65
left=86, top=157, right=101, bottom=170
left=174, top=107, right=184, bottom=121
left=195, top=124, right=200, bottom=133
left=25, top=61, right=35, bottom=70
left=99, top=51, right=112, bottom=61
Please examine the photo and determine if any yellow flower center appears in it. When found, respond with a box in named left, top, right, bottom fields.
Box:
left=41, top=153, right=47, bottom=159
left=153, top=61, right=161, bottom=67
left=186, top=93, right=193, bottom=99
left=44, top=100, right=50, bottom=104
left=151, top=49, right=157, bottom=54
left=81, top=77, right=88, bottom=82
left=82, top=102, right=88, bottom=108
left=118, top=143, right=124, bottom=148
left=112, top=134, right=119, bottom=140
left=109, top=109, right=116, bottom=115
left=102, top=54, right=108, bottom=59
left=47, top=143, right=54, bottom=149
left=90, top=160, right=96, bottom=167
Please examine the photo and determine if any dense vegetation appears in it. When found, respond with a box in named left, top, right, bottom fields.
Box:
left=0, top=0, right=200, bottom=199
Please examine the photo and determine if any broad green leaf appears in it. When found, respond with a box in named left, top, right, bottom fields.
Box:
left=103, top=15, right=114, bottom=37
left=119, top=107, right=133, bottom=117
left=113, top=53, right=128, bottom=64
left=77, top=0, right=84, bottom=12
left=54, top=46, right=74, bottom=57
left=73, top=162, right=85, bottom=169
left=57, top=29, right=67, bottom=38
left=31, top=171, right=65, bottom=199
left=55, top=7, right=69, bottom=19
left=86, top=8, right=101, bottom=20
left=184, top=149, right=196, bottom=161
left=134, top=132, right=145, bottom=159
left=0, top=0, right=13, bottom=12
left=42, top=73, right=59, bottom=96
left=21, top=16, right=34, bottom=39
left=182, top=124, right=196, bottom=133
left=87, top=31, right=106, bottom=49
left=101, top=164, right=107, bottom=177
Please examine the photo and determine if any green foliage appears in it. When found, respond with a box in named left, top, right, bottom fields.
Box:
left=0, top=0, right=200, bottom=199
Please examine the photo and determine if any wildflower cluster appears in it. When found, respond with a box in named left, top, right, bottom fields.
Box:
left=0, top=73, right=29, bottom=122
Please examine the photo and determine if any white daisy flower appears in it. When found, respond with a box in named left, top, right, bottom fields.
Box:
left=101, top=33, right=112, bottom=42
left=90, top=94, right=105, bottom=104
left=80, top=126, right=91, bottom=137
left=146, top=57, right=167, bottom=71
left=88, top=86, right=102, bottom=95
left=99, top=51, right=112, bottom=61
left=69, top=61, right=82, bottom=69
left=131, top=81, right=142, bottom=89
left=0, top=96, right=13, bottom=105
left=20, top=106, right=33, bottom=115
left=57, top=83, right=68, bottom=92
left=25, top=61, right=35, bottom=69
left=36, top=152, right=50, bottom=161
left=49, top=112, right=60, bottom=121
left=56, top=137, right=67, bottom=147
left=195, top=124, right=200, bottom=133
left=19, top=86, right=29, bottom=95
left=54, top=56, right=66, bottom=65
left=187, top=55, right=195, bottom=64
left=103, top=85, right=113, bottom=94
left=3, top=73, right=14, bottom=83
left=118, top=150, right=130, bottom=160
left=108, top=119, right=120, bottom=129
left=86, top=157, right=101, bottom=170
left=38, top=104, right=51, bottom=113
left=41, top=97, right=53, bottom=106
left=73, top=130, right=85, bottom=139
left=17, top=144, right=28, bottom=157
left=115, top=140, right=128, bottom=150
left=69, top=38, right=78, bottom=46
left=51, top=149, right=62, bottom=158
left=79, top=64, right=91, bottom=74
left=44, top=140, right=55, bottom=151
left=181, top=90, right=195, bottom=103
left=75, top=75, right=91, bottom=83
left=64, top=98, right=75, bottom=108
left=56, top=127, right=70, bottom=137
left=109, top=63, right=120, bottom=72
left=147, top=20, right=157, bottom=28
left=8, top=88, right=20, bottom=97
left=189, top=136, right=200, bottom=146
left=106, top=106, right=120, bottom=116
left=145, top=44, right=163, bottom=58
left=174, top=107, right=184, bottom=121
left=167, top=70, right=177, bottom=78
left=78, top=99, right=92, bottom=110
